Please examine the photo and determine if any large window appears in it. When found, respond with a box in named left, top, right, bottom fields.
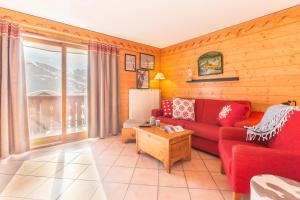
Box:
left=24, top=39, right=88, bottom=146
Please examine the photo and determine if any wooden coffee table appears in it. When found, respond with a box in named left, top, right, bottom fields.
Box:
left=135, top=124, right=193, bottom=173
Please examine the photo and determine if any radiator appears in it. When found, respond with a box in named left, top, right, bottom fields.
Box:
left=129, top=89, right=160, bottom=122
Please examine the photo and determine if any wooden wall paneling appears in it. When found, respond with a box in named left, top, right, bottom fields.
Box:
left=160, top=5, right=300, bottom=112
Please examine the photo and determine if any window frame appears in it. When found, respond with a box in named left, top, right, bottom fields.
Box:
left=23, top=36, right=89, bottom=148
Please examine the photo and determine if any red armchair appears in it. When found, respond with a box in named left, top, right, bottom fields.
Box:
left=219, top=111, right=300, bottom=200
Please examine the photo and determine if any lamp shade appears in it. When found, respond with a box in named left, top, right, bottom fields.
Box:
left=154, top=72, right=166, bottom=80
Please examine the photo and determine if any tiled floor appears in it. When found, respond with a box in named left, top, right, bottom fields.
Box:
left=0, top=136, right=249, bottom=200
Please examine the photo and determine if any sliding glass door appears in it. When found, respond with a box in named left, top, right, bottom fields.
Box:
left=23, top=38, right=88, bottom=147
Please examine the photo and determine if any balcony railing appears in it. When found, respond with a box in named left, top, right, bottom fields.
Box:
left=27, top=95, right=87, bottom=139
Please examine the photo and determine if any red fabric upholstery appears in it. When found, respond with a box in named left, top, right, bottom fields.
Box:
left=152, top=98, right=252, bottom=155
left=185, top=121, right=220, bottom=142
left=192, top=136, right=219, bottom=156
left=152, top=108, right=163, bottom=117
left=218, top=102, right=250, bottom=127
left=234, top=111, right=264, bottom=127
left=267, top=111, right=300, bottom=152
left=157, top=116, right=186, bottom=126
left=219, top=112, right=300, bottom=195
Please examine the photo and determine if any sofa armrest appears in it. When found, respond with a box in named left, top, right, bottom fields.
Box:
left=231, top=145, right=300, bottom=193
left=152, top=108, right=163, bottom=117
left=220, top=127, right=247, bottom=141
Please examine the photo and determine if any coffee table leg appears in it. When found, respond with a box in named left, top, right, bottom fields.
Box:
left=164, top=160, right=171, bottom=173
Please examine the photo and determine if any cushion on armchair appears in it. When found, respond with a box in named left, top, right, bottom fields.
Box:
left=218, top=102, right=250, bottom=127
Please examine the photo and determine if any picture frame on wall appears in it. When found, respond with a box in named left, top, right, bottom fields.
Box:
left=198, top=51, right=223, bottom=76
left=140, top=53, right=155, bottom=70
left=125, top=54, right=136, bottom=72
left=136, top=69, right=149, bottom=89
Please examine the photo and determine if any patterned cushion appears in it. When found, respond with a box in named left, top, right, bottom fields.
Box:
left=218, top=102, right=249, bottom=126
left=172, top=98, right=195, bottom=121
left=162, top=100, right=173, bottom=117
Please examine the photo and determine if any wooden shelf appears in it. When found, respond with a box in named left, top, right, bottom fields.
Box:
left=186, top=77, right=239, bottom=83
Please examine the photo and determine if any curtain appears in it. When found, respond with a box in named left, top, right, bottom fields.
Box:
left=0, top=21, right=30, bottom=159
left=88, top=42, right=120, bottom=138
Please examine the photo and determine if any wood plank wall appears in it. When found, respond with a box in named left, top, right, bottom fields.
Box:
left=160, top=5, right=300, bottom=112
left=0, top=8, right=160, bottom=125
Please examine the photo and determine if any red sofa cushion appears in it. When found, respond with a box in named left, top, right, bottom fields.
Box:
left=184, top=121, right=220, bottom=141
left=218, top=102, right=250, bottom=127
left=194, top=99, right=205, bottom=122
left=157, top=116, right=186, bottom=126
left=219, top=139, right=263, bottom=174
left=172, top=98, right=195, bottom=121
left=162, top=100, right=173, bottom=117
left=267, top=111, right=300, bottom=152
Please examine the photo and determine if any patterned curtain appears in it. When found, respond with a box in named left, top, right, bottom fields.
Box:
left=0, top=21, right=30, bottom=158
left=88, top=42, right=120, bottom=138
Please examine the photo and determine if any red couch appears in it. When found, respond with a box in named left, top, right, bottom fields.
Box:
left=152, top=99, right=253, bottom=155
left=219, top=111, right=300, bottom=197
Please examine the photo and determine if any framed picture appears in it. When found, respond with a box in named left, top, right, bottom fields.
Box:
left=125, top=54, right=136, bottom=72
left=198, top=51, right=223, bottom=76
left=140, top=53, right=155, bottom=70
left=136, top=69, right=149, bottom=89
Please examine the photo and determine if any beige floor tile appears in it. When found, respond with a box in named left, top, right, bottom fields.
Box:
left=159, top=161, right=183, bottom=171
left=91, top=182, right=128, bottom=200
left=120, top=144, right=137, bottom=156
left=101, top=147, right=124, bottom=156
left=26, top=178, right=73, bottom=200
left=0, top=197, right=27, bottom=200
left=95, top=165, right=111, bottom=179
left=71, top=154, right=95, bottom=165
left=124, top=185, right=157, bottom=200
left=182, top=159, right=208, bottom=171
left=185, top=171, right=217, bottom=189
left=54, top=163, right=88, bottom=179
left=1, top=175, right=47, bottom=198
left=189, top=189, right=224, bottom=200
left=203, top=159, right=221, bottom=173
left=191, top=149, right=202, bottom=160
left=15, top=161, right=45, bottom=175
left=58, top=180, right=98, bottom=200
left=211, top=173, right=232, bottom=191
left=114, top=155, right=139, bottom=168
left=29, top=162, right=65, bottom=177
left=0, top=160, right=23, bottom=175
left=136, top=154, right=159, bottom=169
left=221, top=190, right=232, bottom=200
left=29, top=154, right=58, bottom=162
left=104, top=166, right=134, bottom=183
left=131, top=168, right=158, bottom=185
left=158, top=170, right=187, bottom=187
left=95, top=154, right=118, bottom=166
left=158, top=187, right=190, bottom=200
left=198, top=151, right=219, bottom=160
left=48, top=152, right=79, bottom=163
left=0, top=174, right=14, bottom=192
left=78, top=165, right=101, bottom=180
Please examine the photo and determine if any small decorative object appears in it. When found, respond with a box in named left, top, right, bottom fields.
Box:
left=155, top=119, right=160, bottom=127
left=149, top=116, right=156, bottom=125
left=154, top=72, right=166, bottom=88
left=140, top=53, right=155, bottom=70
left=125, top=54, right=136, bottom=71
left=136, top=69, right=149, bottom=89
left=187, top=69, right=193, bottom=81
left=198, top=51, right=223, bottom=76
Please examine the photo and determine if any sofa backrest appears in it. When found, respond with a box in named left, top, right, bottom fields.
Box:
left=194, top=99, right=251, bottom=125
left=267, top=111, right=300, bottom=152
